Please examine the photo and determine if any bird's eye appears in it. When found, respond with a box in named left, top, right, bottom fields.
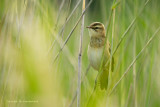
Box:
left=95, top=27, right=98, bottom=29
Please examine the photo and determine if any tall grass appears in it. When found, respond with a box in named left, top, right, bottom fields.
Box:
left=0, top=0, right=160, bottom=107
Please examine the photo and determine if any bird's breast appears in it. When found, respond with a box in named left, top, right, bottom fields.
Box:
left=87, top=46, right=104, bottom=71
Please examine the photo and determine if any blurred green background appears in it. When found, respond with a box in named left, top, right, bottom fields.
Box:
left=0, top=0, right=160, bottom=107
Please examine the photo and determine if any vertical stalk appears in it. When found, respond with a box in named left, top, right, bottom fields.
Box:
left=133, top=28, right=137, bottom=107
left=108, top=8, right=115, bottom=88
left=121, top=0, right=125, bottom=106
left=133, top=0, right=137, bottom=106
left=77, top=0, right=85, bottom=107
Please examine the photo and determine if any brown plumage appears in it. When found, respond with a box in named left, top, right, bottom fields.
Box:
left=87, top=22, right=114, bottom=90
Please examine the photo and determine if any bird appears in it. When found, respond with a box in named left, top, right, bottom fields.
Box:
left=86, top=22, right=114, bottom=90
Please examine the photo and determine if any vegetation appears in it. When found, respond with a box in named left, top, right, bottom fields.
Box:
left=0, top=0, right=160, bottom=107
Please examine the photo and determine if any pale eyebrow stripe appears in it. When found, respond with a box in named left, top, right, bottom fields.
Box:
left=94, top=26, right=103, bottom=29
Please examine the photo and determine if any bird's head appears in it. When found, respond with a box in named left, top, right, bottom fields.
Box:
left=86, top=22, right=105, bottom=37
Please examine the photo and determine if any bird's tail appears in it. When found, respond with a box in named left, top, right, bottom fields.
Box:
left=99, top=68, right=109, bottom=90
left=98, top=58, right=114, bottom=90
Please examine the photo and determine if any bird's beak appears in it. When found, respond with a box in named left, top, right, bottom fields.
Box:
left=86, top=26, right=91, bottom=29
